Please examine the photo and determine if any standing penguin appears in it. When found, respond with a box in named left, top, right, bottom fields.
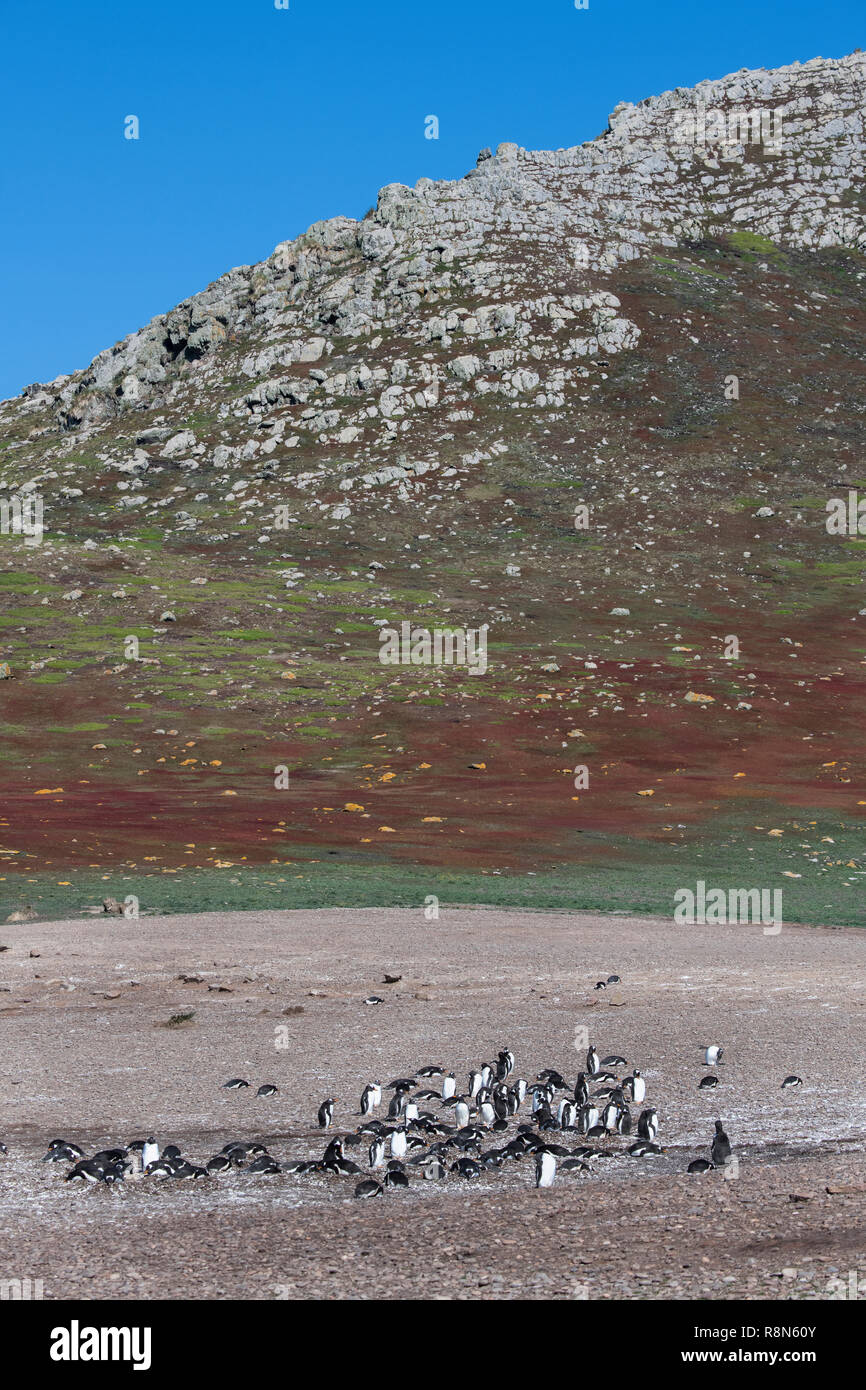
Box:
left=390, top=1127, right=407, bottom=1159
left=478, top=1100, right=496, bottom=1127
left=368, top=1137, right=386, bottom=1169
left=142, top=1137, right=159, bottom=1169
left=535, top=1151, right=556, bottom=1188
left=317, top=1098, right=335, bottom=1129
left=637, top=1107, right=659, bottom=1141
left=574, top=1072, right=588, bottom=1106
left=558, top=1100, right=577, bottom=1131
left=442, top=1073, right=457, bottom=1100
left=704, top=1045, right=723, bottom=1066
left=630, top=1070, right=646, bottom=1104
left=360, top=1083, right=382, bottom=1116
left=468, top=1070, right=483, bottom=1098
left=454, top=1099, right=470, bottom=1129
left=586, top=1045, right=600, bottom=1076
left=602, top=1098, right=621, bottom=1134
left=711, top=1120, right=731, bottom=1167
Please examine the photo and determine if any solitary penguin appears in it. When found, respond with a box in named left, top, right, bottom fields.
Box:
left=781, top=1075, right=803, bottom=1089
left=703, top=1045, right=723, bottom=1067
left=711, top=1120, right=731, bottom=1167
left=317, top=1098, right=336, bottom=1129
left=535, top=1151, right=556, bottom=1187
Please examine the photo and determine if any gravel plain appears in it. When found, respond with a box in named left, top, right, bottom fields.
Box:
left=0, top=905, right=864, bottom=1300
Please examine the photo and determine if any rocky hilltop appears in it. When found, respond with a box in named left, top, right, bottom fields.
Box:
left=1, top=54, right=865, bottom=921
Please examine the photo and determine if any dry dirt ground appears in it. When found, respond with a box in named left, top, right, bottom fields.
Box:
left=0, top=905, right=864, bottom=1301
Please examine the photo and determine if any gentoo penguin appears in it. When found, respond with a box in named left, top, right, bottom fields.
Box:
left=594, top=981, right=607, bottom=991
left=454, top=1100, right=470, bottom=1129
left=207, top=1154, right=233, bottom=1174
left=468, top=1070, right=483, bottom=1098
left=480, top=1064, right=494, bottom=1089
left=368, top=1137, right=386, bottom=1169
left=360, top=1083, right=382, bottom=1116
left=637, top=1107, right=659, bottom=1141
left=781, top=1075, right=803, bottom=1089
left=688, top=1159, right=714, bottom=1173
left=538, top=1069, right=569, bottom=1091
left=586, top=1045, right=600, bottom=1076
left=616, top=1106, right=633, bottom=1136
left=322, top=1137, right=344, bottom=1163
left=558, top=1100, right=577, bottom=1130
left=384, top=1169, right=409, bottom=1188
left=402, top=1099, right=419, bottom=1124
left=535, top=1151, right=557, bottom=1187
left=601, top=1099, right=621, bottom=1133
left=514, top=1078, right=527, bottom=1105
left=223, top=1077, right=249, bottom=1089
left=364, top=996, right=384, bottom=1006
left=450, top=1157, right=481, bottom=1178
left=497, top=1049, right=515, bottom=1079
left=142, top=1137, right=159, bottom=1169
left=43, top=1141, right=84, bottom=1163
left=560, top=1158, right=590, bottom=1174
left=578, top=1103, right=599, bottom=1134
left=711, top=1120, right=731, bottom=1167
left=66, top=1159, right=106, bottom=1183
left=602, top=1055, right=627, bottom=1068
left=317, top=1098, right=336, bottom=1129
left=704, top=1045, right=723, bottom=1066
left=91, top=1148, right=127, bottom=1166
left=698, top=1075, right=719, bottom=1090
left=607, top=975, right=621, bottom=984
left=479, top=1100, right=496, bottom=1127
left=629, top=1070, right=646, bottom=1104
left=257, top=1084, right=278, bottom=1098
left=442, top=1073, right=457, bottom=1100
left=387, top=1093, right=404, bottom=1120
left=417, top=1065, right=444, bottom=1078
left=574, top=1072, right=588, bottom=1106
left=390, top=1127, right=408, bottom=1159
left=354, top=1179, right=382, bottom=1199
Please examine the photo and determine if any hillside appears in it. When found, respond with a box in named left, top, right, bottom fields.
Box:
left=1, top=52, right=865, bottom=922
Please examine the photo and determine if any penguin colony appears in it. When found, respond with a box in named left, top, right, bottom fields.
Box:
left=33, top=1034, right=804, bottom=1196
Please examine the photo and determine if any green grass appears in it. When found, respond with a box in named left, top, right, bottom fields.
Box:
left=5, top=814, right=864, bottom=926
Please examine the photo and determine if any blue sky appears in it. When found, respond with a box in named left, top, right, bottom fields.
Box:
left=0, top=0, right=862, bottom=401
